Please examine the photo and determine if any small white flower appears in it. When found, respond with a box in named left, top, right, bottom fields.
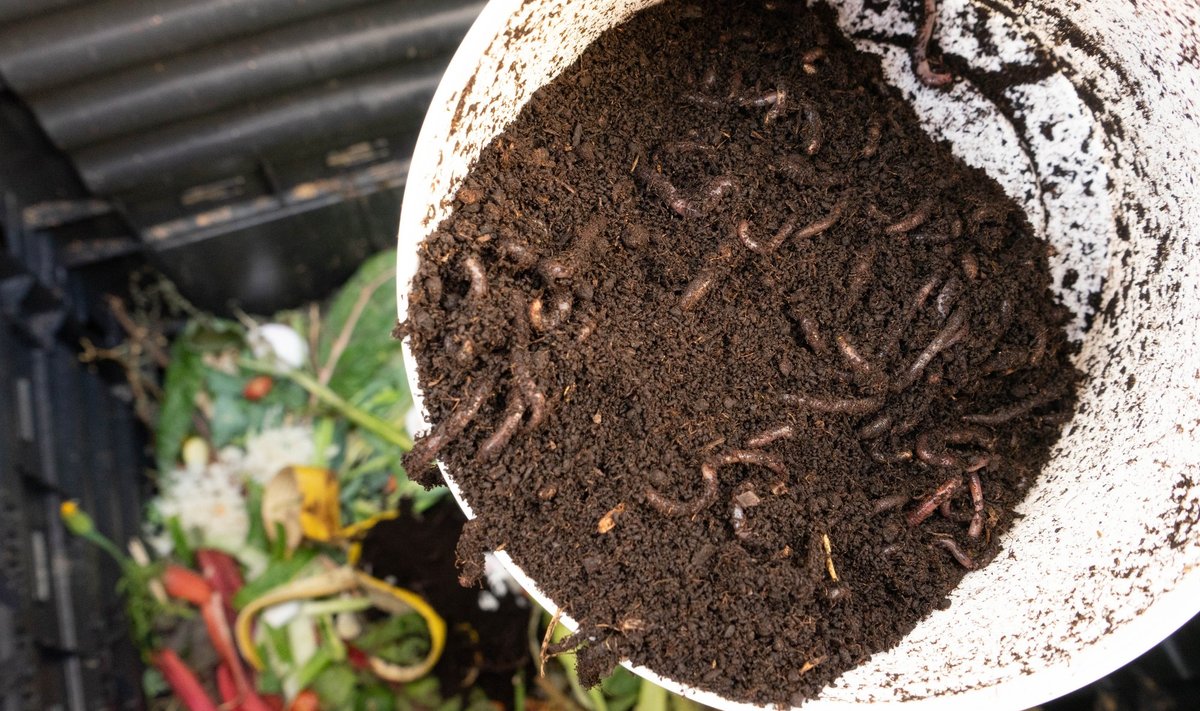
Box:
left=239, top=424, right=320, bottom=486
left=248, top=323, right=308, bottom=371
left=151, top=454, right=250, bottom=553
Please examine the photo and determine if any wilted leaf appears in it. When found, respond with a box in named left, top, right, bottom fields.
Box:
left=317, top=250, right=408, bottom=404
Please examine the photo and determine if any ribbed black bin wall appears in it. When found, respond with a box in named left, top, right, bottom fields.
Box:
left=0, top=0, right=481, bottom=314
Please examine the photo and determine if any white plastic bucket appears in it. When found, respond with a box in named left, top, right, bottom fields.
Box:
left=396, top=1, right=1200, bottom=707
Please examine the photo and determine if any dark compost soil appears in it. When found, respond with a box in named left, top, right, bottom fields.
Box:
left=400, top=0, right=1080, bottom=704
left=358, top=500, right=532, bottom=702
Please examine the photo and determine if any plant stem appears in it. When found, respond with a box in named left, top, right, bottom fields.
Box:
left=239, top=359, right=413, bottom=451
left=635, top=679, right=668, bottom=711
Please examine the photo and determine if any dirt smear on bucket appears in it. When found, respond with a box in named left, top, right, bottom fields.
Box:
left=401, top=0, right=1080, bottom=703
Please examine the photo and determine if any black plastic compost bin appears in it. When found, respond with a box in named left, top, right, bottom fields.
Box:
left=0, top=0, right=480, bottom=707
left=0, top=1, right=1196, bottom=709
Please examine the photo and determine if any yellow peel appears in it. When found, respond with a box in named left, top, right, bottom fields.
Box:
left=235, top=566, right=358, bottom=670
left=292, top=466, right=342, bottom=541
left=355, top=571, right=448, bottom=682
left=235, top=565, right=448, bottom=683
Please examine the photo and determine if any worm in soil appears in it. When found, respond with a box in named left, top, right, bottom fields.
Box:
left=935, top=276, right=963, bottom=317
left=882, top=275, right=942, bottom=358
left=961, top=253, right=980, bottom=280
left=894, top=306, right=967, bottom=392
left=857, top=414, right=893, bottom=440
left=798, top=313, right=829, bottom=355
left=633, top=160, right=698, bottom=218
left=781, top=393, right=885, bottom=415
left=737, top=218, right=798, bottom=256
left=912, top=0, right=953, bottom=88
left=977, top=298, right=1013, bottom=359
left=476, top=395, right=527, bottom=463
left=681, top=92, right=725, bottom=109
left=842, top=246, right=878, bottom=317
left=934, top=537, right=977, bottom=569
left=907, top=476, right=963, bottom=527
left=872, top=493, right=910, bottom=514
left=869, top=441, right=913, bottom=464
left=704, top=176, right=736, bottom=201
left=405, top=376, right=495, bottom=475
left=915, top=426, right=996, bottom=470
left=835, top=334, right=879, bottom=382
left=529, top=290, right=573, bottom=332
left=645, top=449, right=784, bottom=518
left=884, top=199, right=934, bottom=235
left=968, top=471, right=985, bottom=539
left=860, top=115, right=883, bottom=158
left=798, top=103, right=824, bottom=155
left=462, top=254, right=488, bottom=299
left=729, top=486, right=763, bottom=541
left=496, top=238, right=539, bottom=269
left=962, top=390, right=1063, bottom=425
left=793, top=197, right=850, bottom=242
left=680, top=238, right=740, bottom=311
left=511, top=350, right=547, bottom=431
left=746, top=424, right=796, bottom=448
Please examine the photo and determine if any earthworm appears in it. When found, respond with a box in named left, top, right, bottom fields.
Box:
left=906, top=476, right=963, bottom=527
left=842, top=247, right=877, bottom=317
left=793, top=197, right=849, bottom=241
left=884, top=199, right=933, bottom=235
left=746, top=424, right=795, bottom=448
left=730, top=486, right=763, bottom=541
left=869, top=442, right=913, bottom=464
left=968, top=471, right=985, bottom=539
left=740, top=88, right=785, bottom=107
left=737, top=219, right=797, bottom=255
left=701, top=66, right=717, bottom=89
left=645, top=450, right=784, bottom=518
left=935, top=276, right=963, bottom=317
left=857, top=415, right=892, bottom=440
left=704, top=176, right=736, bottom=201
left=915, top=426, right=995, bottom=469
left=802, top=47, right=826, bottom=65
left=781, top=393, right=885, bottom=415
left=912, top=0, right=953, bottom=89
left=798, top=103, right=823, bottom=155
left=634, top=161, right=698, bottom=218
left=969, top=205, right=1007, bottom=226
left=404, top=376, right=495, bottom=475
left=976, top=298, right=1012, bottom=362
left=961, top=253, right=980, bottom=280
left=798, top=314, right=829, bottom=354
left=872, top=493, right=910, bottom=514
left=894, top=307, right=967, bottom=392
left=939, top=498, right=972, bottom=523
left=680, top=238, right=739, bottom=311
left=511, top=349, right=546, bottom=431
left=462, top=254, right=488, bottom=299
left=882, top=275, right=942, bottom=358
left=860, top=115, right=883, bottom=158
left=835, top=334, right=878, bottom=381
left=476, top=395, right=526, bottom=463
left=496, top=238, right=539, bottom=269
left=934, top=537, right=976, bottom=569
left=962, top=390, right=1063, bottom=425
left=681, top=92, right=724, bottom=109
left=529, top=290, right=573, bottom=332
left=680, top=269, right=723, bottom=311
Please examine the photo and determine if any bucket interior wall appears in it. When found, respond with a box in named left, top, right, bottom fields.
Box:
left=396, top=0, right=1200, bottom=707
